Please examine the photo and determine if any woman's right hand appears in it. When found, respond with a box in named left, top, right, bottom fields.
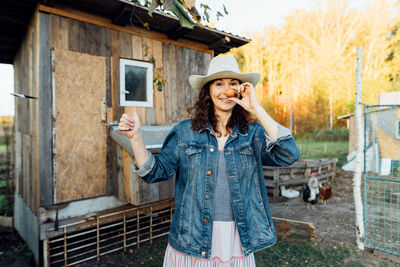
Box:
left=118, top=106, right=141, bottom=139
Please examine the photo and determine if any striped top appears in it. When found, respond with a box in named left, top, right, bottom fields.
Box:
left=162, top=150, right=256, bottom=266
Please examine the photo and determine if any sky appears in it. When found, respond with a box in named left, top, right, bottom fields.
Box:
left=0, top=0, right=396, bottom=116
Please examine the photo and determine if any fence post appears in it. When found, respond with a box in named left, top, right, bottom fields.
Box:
left=353, top=46, right=365, bottom=250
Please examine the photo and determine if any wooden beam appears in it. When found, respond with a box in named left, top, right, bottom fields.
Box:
left=272, top=217, right=316, bottom=240
left=167, top=26, right=191, bottom=40
left=38, top=12, right=54, bottom=207
left=112, top=5, right=131, bottom=27
left=209, top=36, right=230, bottom=50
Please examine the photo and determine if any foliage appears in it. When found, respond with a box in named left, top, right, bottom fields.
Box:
left=147, top=0, right=228, bottom=28
left=230, top=0, right=400, bottom=135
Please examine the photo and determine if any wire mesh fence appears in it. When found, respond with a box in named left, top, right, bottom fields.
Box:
left=364, top=104, right=400, bottom=257
left=46, top=199, right=174, bottom=266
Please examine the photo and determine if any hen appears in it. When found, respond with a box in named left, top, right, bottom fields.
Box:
left=319, top=184, right=332, bottom=204
left=303, top=172, right=319, bottom=208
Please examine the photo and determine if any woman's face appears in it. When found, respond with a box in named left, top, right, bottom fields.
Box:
left=209, top=78, right=240, bottom=113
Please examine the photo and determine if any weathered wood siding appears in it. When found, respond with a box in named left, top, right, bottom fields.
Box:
left=14, top=10, right=212, bottom=209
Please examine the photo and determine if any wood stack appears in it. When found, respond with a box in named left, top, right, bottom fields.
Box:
left=264, top=158, right=337, bottom=199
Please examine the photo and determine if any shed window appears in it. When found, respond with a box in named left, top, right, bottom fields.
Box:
left=120, top=59, right=153, bottom=107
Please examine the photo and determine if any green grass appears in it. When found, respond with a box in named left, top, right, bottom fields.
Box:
left=255, top=239, right=363, bottom=267
left=0, top=145, right=8, bottom=153
left=296, top=139, right=348, bottom=167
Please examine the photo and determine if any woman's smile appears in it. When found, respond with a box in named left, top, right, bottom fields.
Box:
left=209, top=78, right=239, bottom=113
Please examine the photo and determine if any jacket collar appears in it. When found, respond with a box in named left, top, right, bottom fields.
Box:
left=199, top=122, right=247, bottom=137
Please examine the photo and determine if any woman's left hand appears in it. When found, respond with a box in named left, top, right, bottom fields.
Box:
left=229, top=82, right=261, bottom=114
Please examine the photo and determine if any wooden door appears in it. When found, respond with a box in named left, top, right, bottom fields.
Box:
left=53, top=49, right=107, bottom=203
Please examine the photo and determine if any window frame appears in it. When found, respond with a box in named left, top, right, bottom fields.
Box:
left=120, top=58, right=153, bottom=107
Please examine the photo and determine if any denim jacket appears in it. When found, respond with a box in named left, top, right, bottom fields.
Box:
left=134, top=119, right=300, bottom=259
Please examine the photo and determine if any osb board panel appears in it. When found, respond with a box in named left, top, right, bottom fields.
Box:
left=54, top=48, right=107, bottom=203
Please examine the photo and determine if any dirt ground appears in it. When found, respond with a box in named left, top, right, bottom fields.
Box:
left=1, top=169, right=400, bottom=266
left=269, top=169, right=357, bottom=245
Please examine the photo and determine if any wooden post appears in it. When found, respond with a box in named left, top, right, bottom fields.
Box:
left=273, top=169, right=280, bottom=199
left=354, top=46, right=365, bottom=250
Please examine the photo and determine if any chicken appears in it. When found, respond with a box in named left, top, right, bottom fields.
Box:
left=303, top=172, right=319, bottom=208
left=319, top=183, right=332, bottom=204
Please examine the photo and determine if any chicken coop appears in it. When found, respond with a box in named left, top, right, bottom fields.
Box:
left=3, top=0, right=250, bottom=265
left=363, top=104, right=400, bottom=257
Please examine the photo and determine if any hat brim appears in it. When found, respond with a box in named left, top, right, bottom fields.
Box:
left=189, top=71, right=260, bottom=92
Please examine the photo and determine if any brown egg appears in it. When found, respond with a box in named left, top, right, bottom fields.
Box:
left=224, top=88, right=236, bottom=97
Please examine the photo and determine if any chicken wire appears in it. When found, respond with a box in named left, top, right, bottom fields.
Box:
left=363, top=104, right=400, bottom=257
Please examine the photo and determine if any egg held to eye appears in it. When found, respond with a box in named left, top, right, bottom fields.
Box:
left=224, top=88, right=236, bottom=98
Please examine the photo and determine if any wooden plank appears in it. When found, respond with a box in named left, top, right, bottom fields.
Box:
left=143, top=37, right=156, bottom=125
left=150, top=183, right=159, bottom=202
left=99, top=26, right=111, bottom=58
left=130, top=35, right=146, bottom=123
left=182, top=47, right=192, bottom=114
left=116, top=146, right=125, bottom=200
left=120, top=31, right=132, bottom=58
left=38, top=12, right=53, bottom=207
left=22, top=134, right=32, bottom=206
left=49, top=14, right=68, bottom=50
left=68, top=17, right=80, bottom=52
left=122, top=149, right=132, bottom=202
left=272, top=217, right=316, bottom=240
left=110, top=30, right=124, bottom=121
left=53, top=49, right=107, bottom=203
left=163, top=43, right=178, bottom=122
left=131, top=35, right=143, bottom=60
left=39, top=5, right=213, bottom=54
left=33, top=12, right=40, bottom=213
left=152, top=39, right=166, bottom=125
left=175, top=45, right=185, bottom=121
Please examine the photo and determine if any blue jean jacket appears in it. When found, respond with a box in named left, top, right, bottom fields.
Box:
left=134, top=119, right=300, bottom=259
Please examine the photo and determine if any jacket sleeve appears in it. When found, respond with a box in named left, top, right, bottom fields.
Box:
left=257, top=123, right=300, bottom=167
left=132, top=124, right=180, bottom=183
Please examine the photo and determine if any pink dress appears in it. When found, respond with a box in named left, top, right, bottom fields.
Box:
left=162, top=221, right=256, bottom=267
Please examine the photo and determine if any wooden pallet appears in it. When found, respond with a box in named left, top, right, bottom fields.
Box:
left=264, top=158, right=337, bottom=199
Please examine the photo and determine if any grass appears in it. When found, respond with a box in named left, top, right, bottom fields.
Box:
left=296, top=139, right=348, bottom=167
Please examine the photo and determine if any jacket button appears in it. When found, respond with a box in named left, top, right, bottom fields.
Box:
left=205, top=194, right=210, bottom=200
left=201, top=251, right=206, bottom=257
left=210, top=147, right=214, bottom=152
left=207, top=171, right=212, bottom=175
left=203, top=219, right=209, bottom=223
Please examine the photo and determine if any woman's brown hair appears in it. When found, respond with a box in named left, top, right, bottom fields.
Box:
left=187, top=80, right=256, bottom=137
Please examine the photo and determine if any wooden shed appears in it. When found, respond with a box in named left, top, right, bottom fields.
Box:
left=2, top=0, right=249, bottom=265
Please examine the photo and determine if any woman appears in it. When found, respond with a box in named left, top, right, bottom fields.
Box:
left=118, top=55, right=300, bottom=266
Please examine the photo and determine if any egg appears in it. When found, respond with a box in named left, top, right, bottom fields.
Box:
left=224, top=88, right=236, bottom=97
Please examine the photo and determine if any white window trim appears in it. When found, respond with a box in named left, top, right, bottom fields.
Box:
left=120, top=58, right=153, bottom=107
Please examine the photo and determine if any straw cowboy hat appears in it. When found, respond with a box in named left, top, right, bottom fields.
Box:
left=189, top=55, right=260, bottom=91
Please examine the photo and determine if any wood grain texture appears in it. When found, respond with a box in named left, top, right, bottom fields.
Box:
left=53, top=49, right=107, bottom=203
left=143, top=37, right=156, bottom=125
left=50, top=14, right=68, bottom=50
left=110, top=30, right=124, bottom=121
left=38, top=12, right=53, bottom=207
left=152, top=39, right=166, bottom=125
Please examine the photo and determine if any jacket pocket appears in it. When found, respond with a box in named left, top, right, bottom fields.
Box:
left=239, top=145, right=255, bottom=170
